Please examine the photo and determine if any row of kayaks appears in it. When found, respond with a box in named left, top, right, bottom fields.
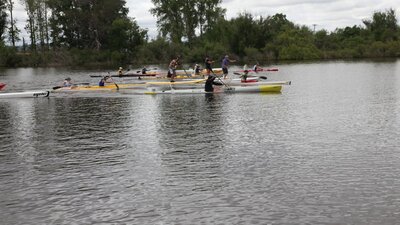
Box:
left=0, top=72, right=290, bottom=98
left=0, top=84, right=287, bottom=98
left=89, top=67, right=278, bottom=78
left=50, top=77, right=291, bottom=95
left=52, top=78, right=291, bottom=92
left=90, top=68, right=224, bottom=78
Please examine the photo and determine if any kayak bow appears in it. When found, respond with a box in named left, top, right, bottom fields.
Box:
left=0, top=90, right=50, bottom=98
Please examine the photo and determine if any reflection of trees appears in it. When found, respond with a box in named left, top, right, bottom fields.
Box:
left=52, top=98, right=131, bottom=153
left=155, top=95, right=228, bottom=191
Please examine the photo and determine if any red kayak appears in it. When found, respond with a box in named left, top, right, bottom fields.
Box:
left=0, top=83, right=6, bottom=91
left=241, top=79, right=258, bottom=83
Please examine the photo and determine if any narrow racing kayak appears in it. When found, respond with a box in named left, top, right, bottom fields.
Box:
left=90, top=72, right=159, bottom=78
left=121, top=84, right=283, bottom=95
left=175, top=68, right=223, bottom=76
left=52, top=79, right=206, bottom=92
left=235, top=68, right=279, bottom=73
left=146, top=79, right=205, bottom=86
left=0, top=90, right=50, bottom=98
left=227, top=79, right=292, bottom=86
left=0, top=83, right=6, bottom=91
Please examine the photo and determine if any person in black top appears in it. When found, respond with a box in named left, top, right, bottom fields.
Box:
left=204, top=56, right=214, bottom=77
left=204, top=75, right=223, bottom=92
left=194, top=64, right=201, bottom=75
left=141, top=67, right=147, bottom=74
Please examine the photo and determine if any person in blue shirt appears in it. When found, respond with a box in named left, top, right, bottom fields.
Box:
left=221, top=55, right=236, bottom=79
left=63, top=77, right=72, bottom=87
left=99, top=77, right=105, bottom=86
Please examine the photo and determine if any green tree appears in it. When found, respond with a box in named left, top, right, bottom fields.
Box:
left=276, top=25, right=320, bottom=60
left=196, top=0, right=225, bottom=36
left=363, top=8, right=399, bottom=42
left=47, top=0, right=130, bottom=50
left=6, top=0, right=20, bottom=47
left=108, top=17, right=148, bottom=53
left=150, top=0, right=225, bottom=45
left=0, top=0, right=7, bottom=42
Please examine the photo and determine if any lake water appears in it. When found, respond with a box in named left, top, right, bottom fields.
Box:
left=1, top=60, right=400, bottom=224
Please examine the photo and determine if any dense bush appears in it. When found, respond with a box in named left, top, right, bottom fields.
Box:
left=1, top=9, right=399, bottom=68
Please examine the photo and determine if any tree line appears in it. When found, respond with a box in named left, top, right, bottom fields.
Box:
left=0, top=0, right=399, bottom=68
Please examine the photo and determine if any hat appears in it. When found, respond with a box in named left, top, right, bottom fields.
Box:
left=119, top=67, right=123, bottom=70
left=65, top=77, right=71, bottom=81
left=225, top=55, right=229, bottom=58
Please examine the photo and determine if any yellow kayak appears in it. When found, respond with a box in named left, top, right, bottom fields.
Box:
left=136, top=85, right=283, bottom=95
left=52, top=79, right=206, bottom=92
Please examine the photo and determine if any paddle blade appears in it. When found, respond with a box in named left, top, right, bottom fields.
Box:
left=52, top=86, right=62, bottom=90
left=259, top=76, right=267, bottom=80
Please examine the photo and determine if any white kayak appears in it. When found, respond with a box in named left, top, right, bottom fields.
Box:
left=121, top=84, right=283, bottom=95
left=0, top=90, right=50, bottom=98
left=227, top=78, right=291, bottom=86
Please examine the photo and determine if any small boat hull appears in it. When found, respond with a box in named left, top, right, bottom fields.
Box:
left=0, top=83, right=6, bottom=91
left=0, top=90, right=50, bottom=98
left=235, top=68, right=279, bottom=73
left=90, top=72, right=159, bottom=78
left=53, top=79, right=206, bottom=92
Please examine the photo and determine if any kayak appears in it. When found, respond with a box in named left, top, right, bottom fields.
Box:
left=146, top=79, right=205, bottom=86
left=0, top=90, right=50, bottom=98
left=52, top=79, right=206, bottom=92
left=123, top=84, right=283, bottom=95
left=235, top=68, right=279, bottom=73
left=219, top=77, right=291, bottom=86
left=90, top=72, right=159, bottom=78
left=0, top=83, right=6, bottom=91
left=175, top=68, right=223, bottom=76
left=230, top=77, right=259, bottom=83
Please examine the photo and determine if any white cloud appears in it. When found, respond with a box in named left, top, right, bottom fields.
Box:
left=9, top=0, right=400, bottom=43
left=221, top=0, right=400, bottom=31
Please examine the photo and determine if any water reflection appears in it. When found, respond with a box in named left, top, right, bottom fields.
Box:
left=154, top=95, right=228, bottom=192
left=1, top=60, right=400, bottom=224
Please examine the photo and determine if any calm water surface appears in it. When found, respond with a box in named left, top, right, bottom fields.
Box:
left=1, top=60, right=400, bottom=224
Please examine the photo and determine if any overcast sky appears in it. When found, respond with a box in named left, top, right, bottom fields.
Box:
left=11, top=0, right=400, bottom=41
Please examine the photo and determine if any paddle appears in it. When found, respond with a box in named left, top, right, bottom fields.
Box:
left=211, top=70, right=232, bottom=90
left=183, top=68, right=191, bottom=78
left=106, top=72, right=119, bottom=90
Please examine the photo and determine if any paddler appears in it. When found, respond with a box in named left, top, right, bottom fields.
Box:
left=205, top=74, right=223, bottom=92
left=168, top=56, right=180, bottom=82
left=194, top=64, right=201, bottom=75
left=253, top=63, right=262, bottom=73
left=242, top=64, right=249, bottom=82
left=204, top=56, right=214, bottom=77
left=63, top=77, right=72, bottom=87
left=141, top=66, right=147, bottom=74
left=99, top=77, right=106, bottom=86
left=118, top=67, right=123, bottom=76
left=221, top=55, right=236, bottom=79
